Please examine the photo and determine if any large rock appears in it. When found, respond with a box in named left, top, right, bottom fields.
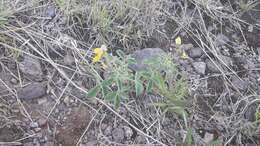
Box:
left=129, top=48, right=166, bottom=71
left=19, top=55, right=43, bottom=81
left=17, top=82, right=46, bottom=100
left=231, top=76, right=249, bottom=91
left=205, top=59, right=221, bottom=73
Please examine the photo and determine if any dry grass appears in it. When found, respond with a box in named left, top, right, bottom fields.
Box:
left=0, top=0, right=260, bottom=145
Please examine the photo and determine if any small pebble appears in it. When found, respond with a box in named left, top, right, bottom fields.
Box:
left=188, top=47, right=203, bottom=58
left=10, top=78, right=18, bottom=84
left=192, top=62, right=206, bottom=75
left=30, top=122, right=39, bottom=128
left=124, top=126, right=133, bottom=140
left=37, top=118, right=47, bottom=127
left=112, top=127, right=125, bottom=142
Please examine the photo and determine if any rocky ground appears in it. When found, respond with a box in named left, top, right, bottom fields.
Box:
left=0, top=0, right=260, bottom=146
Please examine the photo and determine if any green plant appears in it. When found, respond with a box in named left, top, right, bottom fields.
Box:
left=55, top=0, right=85, bottom=15
left=0, top=3, right=12, bottom=26
left=140, top=54, right=188, bottom=115
left=255, top=104, right=260, bottom=123
left=87, top=50, right=136, bottom=108
left=87, top=49, right=188, bottom=116
left=183, top=128, right=193, bottom=146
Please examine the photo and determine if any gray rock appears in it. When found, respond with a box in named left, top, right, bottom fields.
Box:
left=188, top=47, right=203, bottom=58
left=30, top=122, right=39, bottom=128
left=17, top=82, right=46, bottom=100
left=215, top=34, right=230, bottom=46
left=112, top=127, right=125, bottom=142
left=19, top=55, right=43, bottom=81
left=104, top=125, right=112, bottom=135
left=23, top=142, right=34, bottom=146
left=205, top=59, right=221, bottom=73
left=64, top=54, right=74, bottom=65
left=129, top=48, right=166, bottom=71
left=135, top=135, right=146, bottom=144
left=123, top=126, right=133, bottom=140
left=192, top=62, right=206, bottom=75
left=10, top=78, right=18, bottom=84
left=85, top=141, right=97, bottom=146
left=231, top=77, right=249, bottom=91
left=46, top=6, right=56, bottom=18
left=219, top=55, right=232, bottom=67
left=37, top=118, right=47, bottom=127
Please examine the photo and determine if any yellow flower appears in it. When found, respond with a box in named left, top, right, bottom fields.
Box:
left=181, top=50, right=189, bottom=59
left=175, top=36, right=182, bottom=45
left=92, top=45, right=107, bottom=63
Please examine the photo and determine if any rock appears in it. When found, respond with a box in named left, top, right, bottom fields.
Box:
left=19, top=55, right=43, bottom=81
left=23, top=142, right=34, bottom=146
left=244, top=101, right=260, bottom=121
left=215, top=34, right=230, bottom=46
left=33, top=138, right=40, bottom=146
left=205, top=59, right=221, bottom=73
left=104, top=126, right=112, bottom=135
left=10, top=78, right=18, bottom=84
left=192, top=62, right=206, bottom=75
left=17, top=82, right=46, bottom=100
left=37, top=97, right=48, bottom=105
left=129, top=48, right=166, bottom=71
left=30, top=122, right=38, bottom=128
left=112, top=127, right=125, bottom=142
left=46, top=6, right=56, bottom=18
left=37, top=118, right=47, bottom=127
left=219, top=55, right=232, bottom=67
left=203, top=132, right=214, bottom=143
left=85, top=141, right=98, bottom=146
left=64, top=54, right=74, bottom=65
left=231, top=77, right=249, bottom=91
left=188, top=47, right=203, bottom=58
left=123, top=126, right=133, bottom=140
left=135, top=135, right=146, bottom=144
left=43, top=141, right=54, bottom=146
left=63, top=96, right=71, bottom=106
left=34, top=127, right=41, bottom=132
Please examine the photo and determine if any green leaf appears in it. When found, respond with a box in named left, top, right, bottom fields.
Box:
left=101, top=78, right=114, bottom=86
left=105, top=92, right=117, bottom=102
left=116, top=79, right=123, bottom=90
left=205, top=140, right=220, bottom=146
left=135, top=73, right=144, bottom=96
left=146, top=80, right=153, bottom=93
left=114, top=94, right=120, bottom=109
left=127, top=57, right=136, bottom=65
left=184, top=128, right=193, bottom=146
left=87, top=86, right=100, bottom=98
left=101, top=85, right=110, bottom=97
left=116, top=49, right=125, bottom=59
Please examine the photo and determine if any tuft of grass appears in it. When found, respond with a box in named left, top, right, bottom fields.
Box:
left=82, top=0, right=168, bottom=50
left=0, top=2, right=12, bottom=26
left=55, top=0, right=85, bottom=15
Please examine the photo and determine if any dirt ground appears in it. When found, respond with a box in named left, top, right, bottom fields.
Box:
left=0, top=0, right=260, bottom=146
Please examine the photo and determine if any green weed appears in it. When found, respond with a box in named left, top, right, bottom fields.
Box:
left=87, top=49, right=188, bottom=116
